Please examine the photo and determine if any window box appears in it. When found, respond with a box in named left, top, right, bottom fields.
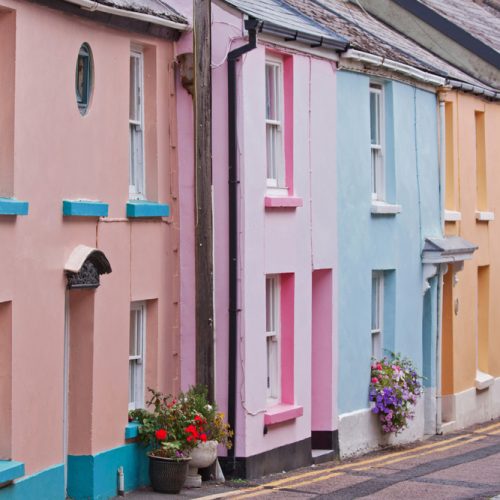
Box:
left=0, top=460, right=24, bottom=484
left=62, top=200, right=108, bottom=217
left=0, top=198, right=29, bottom=216
left=264, top=196, right=303, bottom=209
left=444, top=210, right=461, bottom=222
left=371, top=201, right=401, bottom=215
left=264, top=404, right=303, bottom=426
left=475, top=211, right=494, bottom=222
left=126, top=201, right=169, bottom=218
left=125, top=422, right=140, bottom=440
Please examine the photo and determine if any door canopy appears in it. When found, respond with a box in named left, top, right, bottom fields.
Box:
left=64, top=245, right=112, bottom=289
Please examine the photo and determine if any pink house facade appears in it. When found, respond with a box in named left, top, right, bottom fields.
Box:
left=0, top=0, right=186, bottom=497
left=173, top=0, right=347, bottom=477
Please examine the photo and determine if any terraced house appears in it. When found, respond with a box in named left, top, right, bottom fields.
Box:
left=0, top=0, right=187, bottom=497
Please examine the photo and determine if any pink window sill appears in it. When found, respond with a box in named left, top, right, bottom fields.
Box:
left=264, top=404, right=303, bottom=425
left=264, top=196, right=303, bottom=209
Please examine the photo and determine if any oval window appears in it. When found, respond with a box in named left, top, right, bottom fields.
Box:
left=75, top=43, right=93, bottom=115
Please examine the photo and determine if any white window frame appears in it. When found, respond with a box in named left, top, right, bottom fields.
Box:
left=371, top=271, right=384, bottom=359
left=265, top=275, right=281, bottom=402
left=370, top=83, right=385, bottom=201
left=265, top=57, right=287, bottom=194
left=129, top=301, right=146, bottom=411
left=129, top=48, right=145, bottom=200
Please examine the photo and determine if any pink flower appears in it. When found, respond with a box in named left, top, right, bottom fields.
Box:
left=371, top=377, right=379, bottom=384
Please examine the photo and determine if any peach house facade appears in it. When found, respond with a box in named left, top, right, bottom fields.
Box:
left=0, top=0, right=186, bottom=498
left=440, top=90, right=500, bottom=431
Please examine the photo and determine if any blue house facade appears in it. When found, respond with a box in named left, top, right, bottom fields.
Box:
left=336, top=71, right=442, bottom=455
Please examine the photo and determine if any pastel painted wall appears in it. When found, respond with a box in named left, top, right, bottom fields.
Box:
left=441, top=91, right=500, bottom=420
left=175, top=1, right=338, bottom=464
left=336, top=71, right=441, bottom=416
left=0, top=0, right=180, bottom=491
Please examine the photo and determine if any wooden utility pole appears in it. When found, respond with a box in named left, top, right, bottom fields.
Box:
left=193, top=0, right=214, bottom=401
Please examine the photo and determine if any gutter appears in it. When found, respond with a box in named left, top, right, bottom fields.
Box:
left=447, top=79, right=500, bottom=100
left=226, top=17, right=259, bottom=472
left=62, top=0, right=189, bottom=31
left=341, top=49, right=500, bottom=100
left=341, top=48, right=446, bottom=86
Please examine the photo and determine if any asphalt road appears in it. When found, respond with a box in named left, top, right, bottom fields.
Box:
left=123, top=419, right=500, bottom=500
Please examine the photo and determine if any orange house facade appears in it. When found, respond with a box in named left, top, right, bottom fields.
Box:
left=440, top=90, right=500, bottom=431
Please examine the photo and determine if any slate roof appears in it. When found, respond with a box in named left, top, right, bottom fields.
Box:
left=418, top=0, right=500, bottom=53
left=77, top=0, right=188, bottom=25
left=285, top=0, right=498, bottom=91
left=221, top=0, right=348, bottom=50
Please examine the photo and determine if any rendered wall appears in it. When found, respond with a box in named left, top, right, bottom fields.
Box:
left=336, top=71, right=440, bottom=430
left=441, top=91, right=500, bottom=427
left=176, top=1, right=338, bottom=466
left=0, top=0, right=180, bottom=493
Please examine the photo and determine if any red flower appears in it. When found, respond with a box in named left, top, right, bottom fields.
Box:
left=376, top=363, right=383, bottom=371
left=200, top=433, right=207, bottom=442
left=155, top=429, right=167, bottom=441
left=194, top=415, right=203, bottom=423
left=371, top=377, right=379, bottom=384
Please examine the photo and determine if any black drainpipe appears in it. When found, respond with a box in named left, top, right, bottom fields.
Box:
left=227, top=18, right=259, bottom=473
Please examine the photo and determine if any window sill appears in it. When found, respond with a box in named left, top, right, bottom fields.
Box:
left=125, top=422, right=140, bottom=440
left=63, top=200, right=109, bottom=217
left=475, top=370, right=494, bottom=391
left=0, top=460, right=25, bottom=484
left=264, top=196, right=303, bottom=209
left=444, top=210, right=462, bottom=222
left=126, top=201, right=170, bottom=218
left=371, top=201, right=401, bottom=216
left=264, top=404, right=303, bottom=426
left=0, top=198, right=29, bottom=216
left=475, top=211, right=494, bottom=222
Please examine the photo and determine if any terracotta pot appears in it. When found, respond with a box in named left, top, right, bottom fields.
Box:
left=184, top=440, right=218, bottom=488
left=148, top=453, right=191, bottom=494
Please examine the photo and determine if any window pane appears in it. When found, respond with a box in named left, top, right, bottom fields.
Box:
left=266, top=278, right=275, bottom=332
left=130, top=310, right=137, bottom=356
left=371, top=275, right=379, bottom=330
left=370, top=90, right=380, bottom=146
left=371, top=331, right=381, bottom=359
left=266, top=125, right=277, bottom=181
left=130, top=56, right=137, bottom=121
left=266, top=64, right=278, bottom=121
left=129, top=360, right=136, bottom=405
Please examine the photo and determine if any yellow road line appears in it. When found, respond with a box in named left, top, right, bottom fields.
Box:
left=355, top=434, right=486, bottom=471
left=474, top=421, right=500, bottom=434
left=201, top=426, right=497, bottom=499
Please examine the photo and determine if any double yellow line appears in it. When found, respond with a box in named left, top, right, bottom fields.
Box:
left=203, top=420, right=500, bottom=499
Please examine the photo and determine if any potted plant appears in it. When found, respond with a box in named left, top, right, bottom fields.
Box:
left=182, top=386, right=233, bottom=487
left=369, top=353, right=422, bottom=435
left=129, top=389, right=195, bottom=493
left=129, top=386, right=233, bottom=492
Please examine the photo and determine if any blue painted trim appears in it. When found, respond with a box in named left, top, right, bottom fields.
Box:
left=68, top=442, right=150, bottom=499
left=0, top=198, right=29, bottom=216
left=0, top=461, right=24, bottom=483
left=62, top=200, right=108, bottom=217
left=0, top=463, right=64, bottom=500
left=125, top=422, right=140, bottom=439
left=126, top=200, right=170, bottom=218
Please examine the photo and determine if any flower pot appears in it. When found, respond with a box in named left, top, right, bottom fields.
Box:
left=184, top=440, right=218, bottom=488
left=148, top=453, right=191, bottom=494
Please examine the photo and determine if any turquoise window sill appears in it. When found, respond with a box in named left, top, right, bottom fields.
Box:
left=0, top=460, right=25, bottom=483
left=62, top=200, right=109, bottom=217
left=125, top=422, right=140, bottom=440
left=126, top=201, right=170, bottom=218
left=0, top=198, right=29, bottom=216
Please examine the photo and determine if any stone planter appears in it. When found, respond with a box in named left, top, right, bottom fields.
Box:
left=148, top=453, right=191, bottom=494
left=184, top=440, right=218, bottom=488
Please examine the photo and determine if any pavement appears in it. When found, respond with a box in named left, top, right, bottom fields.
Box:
left=119, top=418, right=500, bottom=499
